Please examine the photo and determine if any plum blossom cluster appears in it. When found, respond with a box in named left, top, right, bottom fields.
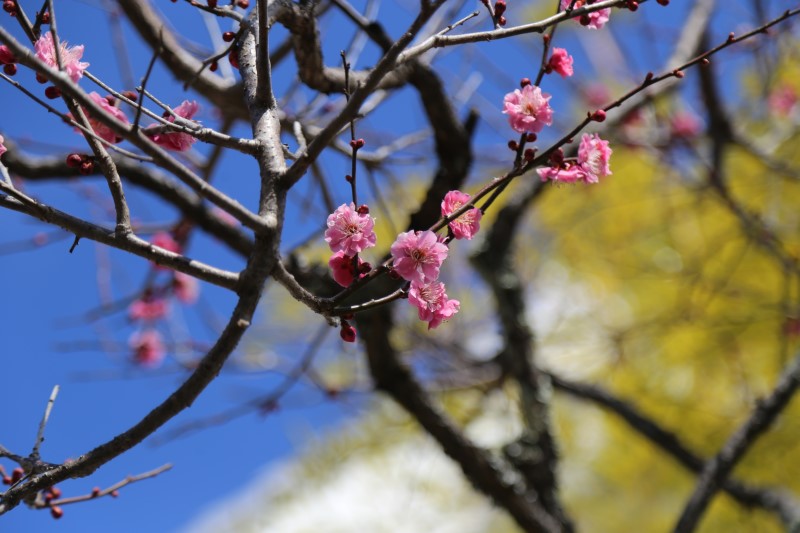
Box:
left=537, top=133, right=613, bottom=183
left=324, top=192, right=479, bottom=335
left=126, top=231, right=200, bottom=367
left=390, top=230, right=460, bottom=330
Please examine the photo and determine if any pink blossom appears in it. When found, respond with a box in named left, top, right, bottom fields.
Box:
left=503, top=84, right=553, bottom=134
left=149, top=100, right=200, bottom=152
left=0, top=45, right=15, bottom=65
left=670, top=111, right=702, bottom=139
left=390, top=230, right=448, bottom=284
left=129, top=329, right=166, bottom=367
left=768, top=85, right=797, bottom=116
left=560, top=0, right=610, bottom=29
left=324, top=203, right=377, bottom=256
left=538, top=133, right=612, bottom=184
left=173, top=272, right=199, bottom=304
left=73, top=92, right=129, bottom=144
left=536, top=165, right=586, bottom=183
left=129, top=296, right=170, bottom=321
left=547, top=48, right=574, bottom=78
left=34, top=33, right=89, bottom=83
left=577, top=133, right=612, bottom=183
left=329, top=250, right=365, bottom=287
left=441, top=190, right=482, bottom=240
left=0, top=135, right=6, bottom=158
left=408, top=281, right=460, bottom=330
left=152, top=232, right=181, bottom=254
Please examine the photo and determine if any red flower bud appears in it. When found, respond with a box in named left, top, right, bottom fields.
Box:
left=66, top=153, right=84, bottom=168
left=50, top=506, right=63, bottom=519
left=497, top=15, right=506, bottom=26
left=340, top=323, right=356, bottom=342
left=350, top=138, right=365, bottom=149
left=2, top=63, right=16, bottom=75
left=494, top=0, right=506, bottom=16
left=508, top=140, right=519, bottom=151
left=520, top=77, right=531, bottom=87
left=236, top=0, right=250, bottom=7
left=44, top=86, right=61, bottom=99
left=222, top=31, right=235, bottom=42
left=591, top=109, right=607, bottom=122
left=357, top=204, right=369, bottom=215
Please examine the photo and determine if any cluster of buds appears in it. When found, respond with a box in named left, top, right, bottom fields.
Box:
left=65, top=153, right=95, bottom=175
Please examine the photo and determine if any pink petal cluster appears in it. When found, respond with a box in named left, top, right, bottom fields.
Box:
left=503, top=84, right=553, bottom=134
left=149, top=100, right=200, bottom=152
left=130, top=330, right=166, bottom=367
left=537, top=133, right=612, bottom=184
left=409, top=281, right=460, bottom=330
left=329, top=251, right=365, bottom=287
left=325, top=203, right=377, bottom=257
left=0, top=135, right=6, bottom=158
left=34, top=33, right=89, bottom=83
left=441, top=190, right=482, bottom=240
left=173, top=272, right=199, bottom=304
left=390, top=230, right=448, bottom=284
left=547, top=48, right=574, bottom=78
left=75, top=92, right=129, bottom=144
left=560, top=0, right=610, bottom=29
left=129, top=297, right=170, bottom=321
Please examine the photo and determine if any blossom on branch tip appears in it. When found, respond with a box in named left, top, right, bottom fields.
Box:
left=408, top=281, right=460, bottom=330
left=148, top=100, right=200, bottom=152
left=129, top=330, right=166, bottom=367
left=441, top=190, right=482, bottom=240
left=329, top=251, right=365, bottom=287
left=502, top=84, right=553, bottom=134
left=34, top=32, right=89, bottom=83
left=71, top=92, right=129, bottom=144
left=547, top=48, right=574, bottom=77
left=390, top=230, right=448, bottom=284
left=560, top=0, right=610, bottom=29
left=325, top=203, right=377, bottom=256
